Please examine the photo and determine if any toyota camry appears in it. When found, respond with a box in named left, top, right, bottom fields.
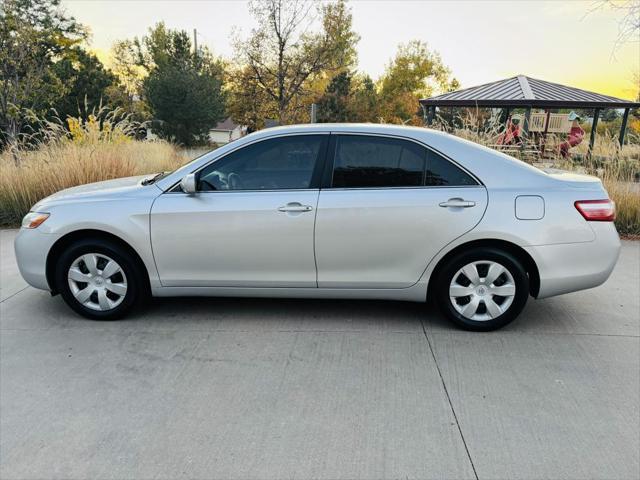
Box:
left=14, top=124, right=621, bottom=330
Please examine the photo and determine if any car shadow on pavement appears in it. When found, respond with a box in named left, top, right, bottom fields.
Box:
left=5, top=284, right=634, bottom=336
left=130, top=296, right=437, bottom=332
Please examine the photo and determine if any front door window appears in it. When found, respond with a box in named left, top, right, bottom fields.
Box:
left=198, top=135, right=326, bottom=191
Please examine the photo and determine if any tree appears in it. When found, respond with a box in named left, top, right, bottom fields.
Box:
left=145, top=64, right=225, bottom=145
left=50, top=48, right=120, bottom=120
left=377, top=40, right=457, bottom=125
left=226, top=65, right=274, bottom=132
left=320, top=0, right=359, bottom=73
left=350, top=74, right=380, bottom=122
left=315, top=71, right=381, bottom=124
left=136, top=23, right=225, bottom=145
left=590, top=1, right=639, bottom=52
left=317, top=72, right=352, bottom=122
left=0, top=0, right=86, bottom=148
left=232, top=0, right=356, bottom=124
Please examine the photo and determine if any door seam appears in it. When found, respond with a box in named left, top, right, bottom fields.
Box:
left=148, top=194, right=165, bottom=287
left=312, top=190, right=321, bottom=288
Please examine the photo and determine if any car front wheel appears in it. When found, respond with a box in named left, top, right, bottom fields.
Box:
left=55, top=239, right=144, bottom=320
left=435, top=248, right=529, bottom=331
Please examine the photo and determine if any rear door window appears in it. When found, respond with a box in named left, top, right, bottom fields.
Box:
left=330, top=134, right=477, bottom=188
left=425, top=149, right=478, bottom=186
left=331, top=135, right=426, bottom=188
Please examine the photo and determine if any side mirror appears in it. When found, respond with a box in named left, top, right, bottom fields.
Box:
left=180, top=173, right=197, bottom=194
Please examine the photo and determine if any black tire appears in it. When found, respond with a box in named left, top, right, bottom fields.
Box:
left=435, top=247, right=529, bottom=331
left=54, top=238, right=146, bottom=320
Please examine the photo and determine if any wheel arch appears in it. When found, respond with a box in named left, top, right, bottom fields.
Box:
left=427, top=238, right=540, bottom=301
left=46, top=229, right=151, bottom=295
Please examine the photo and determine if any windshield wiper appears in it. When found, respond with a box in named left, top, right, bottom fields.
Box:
left=141, top=172, right=167, bottom=185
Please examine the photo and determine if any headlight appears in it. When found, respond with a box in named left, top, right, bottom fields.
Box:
left=21, top=212, right=50, bottom=229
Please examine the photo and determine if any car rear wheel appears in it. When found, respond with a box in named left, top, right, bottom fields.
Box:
left=435, top=248, right=529, bottom=331
left=55, top=239, right=145, bottom=320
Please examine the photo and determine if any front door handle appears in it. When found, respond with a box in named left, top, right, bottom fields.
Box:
left=439, top=198, right=476, bottom=208
left=278, top=202, right=313, bottom=213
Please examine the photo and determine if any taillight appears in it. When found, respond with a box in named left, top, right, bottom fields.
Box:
left=574, top=199, right=616, bottom=222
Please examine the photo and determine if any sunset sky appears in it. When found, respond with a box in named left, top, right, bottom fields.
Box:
left=62, top=0, right=639, bottom=100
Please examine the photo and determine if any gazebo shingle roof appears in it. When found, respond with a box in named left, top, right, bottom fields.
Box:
left=420, top=75, right=640, bottom=109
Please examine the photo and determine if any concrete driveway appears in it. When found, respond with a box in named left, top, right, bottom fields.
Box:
left=1, top=229, right=638, bottom=480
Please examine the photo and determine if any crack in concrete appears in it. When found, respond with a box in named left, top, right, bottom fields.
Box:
left=0, top=285, right=29, bottom=304
left=420, top=318, right=480, bottom=480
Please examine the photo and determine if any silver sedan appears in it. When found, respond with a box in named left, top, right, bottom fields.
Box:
left=14, top=124, right=621, bottom=330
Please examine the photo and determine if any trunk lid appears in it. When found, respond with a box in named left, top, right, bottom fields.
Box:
left=543, top=169, right=605, bottom=190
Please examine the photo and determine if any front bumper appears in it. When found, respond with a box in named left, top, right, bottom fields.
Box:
left=14, top=228, right=61, bottom=291
left=525, top=222, right=621, bottom=299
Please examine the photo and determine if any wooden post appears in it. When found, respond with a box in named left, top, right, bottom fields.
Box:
left=540, top=110, right=551, bottom=157
left=619, top=108, right=630, bottom=146
left=522, top=108, right=531, bottom=136
left=588, top=108, right=600, bottom=157
left=521, top=107, right=531, bottom=153
left=425, top=105, right=435, bottom=125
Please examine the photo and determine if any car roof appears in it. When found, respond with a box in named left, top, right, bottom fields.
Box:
left=247, top=123, right=452, bottom=141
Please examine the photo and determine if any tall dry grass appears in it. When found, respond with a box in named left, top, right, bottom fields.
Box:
left=0, top=112, right=188, bottom=226
left=602, top=178, right=640, bottom=236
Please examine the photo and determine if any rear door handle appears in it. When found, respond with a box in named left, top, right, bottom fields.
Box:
left=439, top=198, right=476, bottom=208
left=278, top=202, right=313, bottom=213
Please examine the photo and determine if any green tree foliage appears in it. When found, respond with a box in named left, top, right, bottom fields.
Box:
left=107, top=40, right=148, bottom=118
left=0, top=0, right=86, bottom=147
left=316, top=72, right=381, bottom=123
left=320, top=0, right=359, bottom=75
left=226, top=65, right=273, bottom=132
left=134, top=23, right=226, bottom=145
left=317, top=72, right=352, bottom=123
left=50, top=48, right=120, bottom=120
left=350, top=74, right=380, bottom=122
left=377, top=40, right=457, bottom=125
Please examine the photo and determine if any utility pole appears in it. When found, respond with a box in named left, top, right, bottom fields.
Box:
left=310, top=103, right=317, bottom=123
left=193, top=29, right=198, bottom=57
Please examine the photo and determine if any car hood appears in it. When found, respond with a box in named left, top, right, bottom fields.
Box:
left=33, top=175, right=159, bottom=210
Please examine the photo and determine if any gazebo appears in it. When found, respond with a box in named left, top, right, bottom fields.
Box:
left=420, top=75, right=640, bottom=154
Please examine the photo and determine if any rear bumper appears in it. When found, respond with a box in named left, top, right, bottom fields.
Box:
left=525, top=222, right=621, bottom=299
left=14, top=228, right=60, bottom=291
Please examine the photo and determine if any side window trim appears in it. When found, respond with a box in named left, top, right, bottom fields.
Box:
left=167, top=133, right=330, bottom=193
left=322, top=132, right=482, bottom=190
left=320, top=134, right=337, bottom=189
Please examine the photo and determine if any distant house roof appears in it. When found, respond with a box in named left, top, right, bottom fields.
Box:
left=211, top=117, right=239, bottom=131
left=420, top=75, right=640, bottom=109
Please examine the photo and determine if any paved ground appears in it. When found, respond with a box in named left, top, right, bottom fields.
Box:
left=1, top=229, right=638, bottom=480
